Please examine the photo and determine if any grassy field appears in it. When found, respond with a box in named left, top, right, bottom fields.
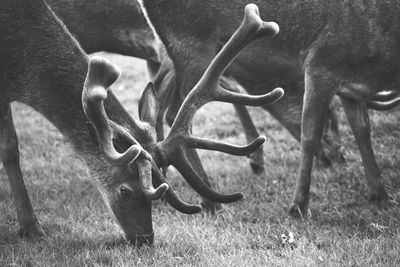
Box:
left=1, top=53, right=399, bottom=266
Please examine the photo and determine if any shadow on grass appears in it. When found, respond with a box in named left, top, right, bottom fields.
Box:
left=307, top=200, right=400, bottom=239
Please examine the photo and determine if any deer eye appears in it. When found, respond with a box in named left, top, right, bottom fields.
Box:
left=120, top=186, right=132, bottom=196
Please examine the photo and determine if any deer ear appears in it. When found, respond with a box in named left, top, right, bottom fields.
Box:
left=139, top=82, right=159, bottom=127
left=86, top=122, right=100, bottom=147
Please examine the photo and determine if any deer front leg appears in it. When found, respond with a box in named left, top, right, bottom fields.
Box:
left=340, top=97, right=389, bottom=202
left=0, top=104, right=44, bottom=238
left=220, top=76, right=264, bottom=174
left=233, top=104, right=264, bottom=174
left=289, top=70, right=337, bottom=218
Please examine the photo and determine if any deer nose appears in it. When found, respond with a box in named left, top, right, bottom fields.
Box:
left=127, top=232, right=154, bottom=247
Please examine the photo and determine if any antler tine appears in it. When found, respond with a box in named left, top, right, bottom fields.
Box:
left=218, top=75, right=283, bottom=106
left=186, top=135, right=266, bottom=156
left=83, top=57, right=169, bottom=200
left=136, top=155, right=169, bottom=200
left=367, top=96, right=400, bottom=111
left=372, top=90, right=399, bottom=102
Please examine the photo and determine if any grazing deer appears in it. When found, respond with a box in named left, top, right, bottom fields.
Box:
left=44, top=0, right=349, bottom=214
left=139, top=0, right=400, bottom=217
left=0, top=0, right=281, bottom=245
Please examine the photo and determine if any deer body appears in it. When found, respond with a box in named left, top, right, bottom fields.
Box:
left=141, top=0, right=400, bottom=94
left=140, top=0, right=398, bottom=215
left=46, top=0, right=160, bottom=64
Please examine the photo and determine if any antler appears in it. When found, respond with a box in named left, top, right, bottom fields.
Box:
left=157, top=4, right=283, bottom=203
left=372, top=90, right=399, bottom=102
left=367, top=90, right=400, bottom=110
left=82, top=56, right=169, bottom=201
left=81, top=4, right=283, bottom=212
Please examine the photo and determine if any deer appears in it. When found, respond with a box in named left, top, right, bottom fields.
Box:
left=42, top=0, right=351, bottom=213
left=138, top=0, right=400, bottom=218
left=0, top=0, right=283, bottom=245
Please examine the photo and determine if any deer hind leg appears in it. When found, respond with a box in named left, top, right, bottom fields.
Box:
left=0, top=104, right=44, bottom=238
left=155, top=84, right=169, bottom=142
left=340, top=96, right=389, bottom=202
left=289, top=69, right=338, bottom=218
left=146, top=60, right=161, bottom=82
left=318, top=100, right=346, bottom=166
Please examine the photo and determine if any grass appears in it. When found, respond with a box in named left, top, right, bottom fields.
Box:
left=1, top=53, right=399, bottom=266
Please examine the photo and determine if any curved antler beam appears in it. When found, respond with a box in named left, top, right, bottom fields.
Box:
left=367, top=97, right=400, bottom=111
left=172, top=150, right=243, bottom=203
left=154, top=4, right=281, bottom=205
left=168, top=4, right=281, bottom=136
left=371, top=90, right=399, bottom=102
left=82, top=57, right=142, bottom=166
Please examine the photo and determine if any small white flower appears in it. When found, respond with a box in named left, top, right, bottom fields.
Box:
left=288, top=232, right=295, bottom=243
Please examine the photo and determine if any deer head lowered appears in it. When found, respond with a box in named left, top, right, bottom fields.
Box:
left=81, top=4, right=283, bottom=243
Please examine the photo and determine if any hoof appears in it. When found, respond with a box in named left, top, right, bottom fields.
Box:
left=316, top=147, right=346, bottom=167
left=18, top=223, right=45, bottom=239
left=250, top=161, right=264, bottom=175
left=201, top=200, right=223, bottom=215
left=288, top=204, right=307, bottom=219
left=337, top=151, right=346, bottom=164
left=315, top=151, right=332, bottom=168
left=368, top=188, right=390, bottom=203
left=248, top=149, right=264, bottom=174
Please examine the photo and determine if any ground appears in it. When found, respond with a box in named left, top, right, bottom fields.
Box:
left=0, top=53, right=399, bottom=266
